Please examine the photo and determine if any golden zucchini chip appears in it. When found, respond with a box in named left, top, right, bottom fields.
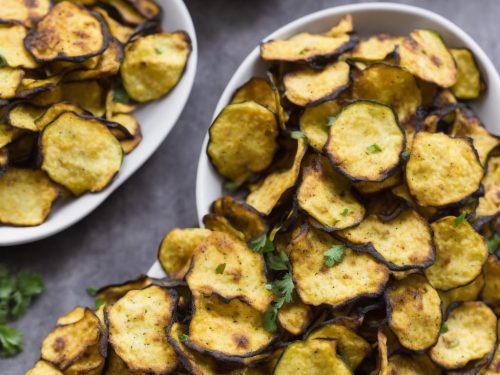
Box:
left=277, top=299, right=312, bottom=336
left=246, top=139, right=306, bottom=215
left=60, top=81, right=106, bottom=117
left=107, top=113, right=139, bottom=140
left=290, top=225, right=389, bottom=306
left=325, top=101, right=405, bottom=182
left=299, top=100, right=341, bottom=151
left=26, top=360, right=63, bottom=375
left=104, top=348, right=136, bottom=375
left=387, top=354, right=439, bottom=374
left=108, top=285, right=178, bottom=373
left=57, top=307, right=86, bottom=326
left=6, top=103, right=45, bottom=132
left=40, top=112, right=123, bottom=196
left=100, top=0, right=145, bottom=25
left=431, top=302, right=497, bottom=369
left=326, top=14, right=353, bottom=37
left=385, top=274, right=442, bottom=351
left=350, top=34, right=402, bottom=61
left=202, top=214, right=245, bottom=240
left=0, top=68, right=25, bottom=100
left=353, top=171, right=401, bottom=194
left=120, top=131, right=142, bottom=154
left=482, top=255, right=500, bottom=308
left=477, top=156, right=500, bottom=219
left=352, top=63, right=422, bottom=124
left=105, top=88, right=137, bottom=118
left=274, top=339, right=352, bottom=375
left=391, top=183, right=438, bottom=220
left=425, top=216, right=488, bottom=290
left=35, top=102, right=87, bottom=130
left=481, top=325, right=500, bottom=375
left=64, top=342, right=105, bottom=375
left=0, top=24, right=37, bottom=68
left=127, top=0, right=161, bottom=19
left=451, top=48, right=482, bottom=99
left=0, top=148, right=8, bottom=172
left=121, top=31, right=191, bottom=102
left=338, top=209, right=434, bottom=270
left=230, top=77, right=277, bottom=113
left=93, top=6, right=134, bottom=44
left=439, top=273, right=485, bottom=312
left=186, top=293, right=275, bottom=359
left=296, top=155, right=365, bottom=231
left=0, top=168, right=58, bottom=226
left=375, top=329, right=389, bottom=375
left=406, top=132, right=483, bottom=207
left=0, top=0, right=51, bottom=27
left=283, top=61, right=350, bottom=106
left=25, top=1, right=108, bottom=63
left=158, top=227, right=212, bottom=280
left=0, top=122, right=20, bottom=149
left=208, top=101, right=279, bottom=185
left=95, top=275, right=154, bottom=305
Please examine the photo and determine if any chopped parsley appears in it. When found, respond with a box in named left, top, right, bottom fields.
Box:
left=154, top=47, right=163, bottom=55
left=340, top=208, right=349, bottom=217
left=326, top=116, right=337, bottom=127
left=262, top=304, right=278, bottom=333
left=440, top=323, right=449, bottom=334
left=487, top=234, right=500, bottom=254
left=178, top=331, right=189, bottom=342
left=366, top=143, right=382, bottom=154
left=265, top=251, right=289, bottom=271
left=94, top=298, right=105, bottom=310
left=324, top=244, right=346, bottom=268
left=215, top=263, right=226, bottom=274
left=454, top=212, right=467, bottom=226
left=291, top=130, right=305, bottom=140
left=249, top=234, right=275, bottom=254
left=86, top=286, right=97, bottom=296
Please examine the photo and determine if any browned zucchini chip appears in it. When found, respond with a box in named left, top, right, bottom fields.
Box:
left=387, top=354, right=438, bottom=374
left=15, top=75, right=63, bottom=99
left=95, top=275, right=154, bottom=305
left=425, top=216, right=488, bottom=290
left=6, top=103, right=45, bottom=132
left=35, top=102, right=87, bottom=130
left=40, top=112, right=123, bottom=196
left=326, top=14, right=353, bottom=37
left=0, top=68, right=25, bottom=100
left=158, top=227, right=212, bottom=280
left=25, top=1, right=108, bottom=63
left=481, top=324, right=500, bottom=374
left=351, top=34, right=402, bottom=62
left=325, top=101, right=405, bottom=182
left=64, top=341, right=105, bottom=375
left=120, top=131, right=142, bottom=154
left=104, top=348, right=136, bottom=375
left=126, top=0, right=161, bottom=19
left=207, top=101, right=279, bottom=185
left=451, top=48, right=482, bottom=99
left=406, top=132, right=483, bottom=207
left=375, top=329, right=389, bottom=375
left=430, top=302, right=497, bottom=369
left=283, top=61, right=350, bottom=106
left=277, top=299, right=312, bottom=336
left=477, top=156, right=500, bottom=220
left=353, top=171, right=401, bottom=194
left=290, top=225, right=389, bottom=306
left=482, top=255, right=500, bottom=308
left=100, top=0, right=145, bottom=25
left=439, top=273, right=485, bottom=312
left=296, top=155, right=365, bottom=231
left=398, top=29, right=457, bottom=87
left=186, top=293, right=276, bottom=359
left=105, top=89, right=137, bottom=118
left=57, top=307, right=86, bottom=326
left=0, top=24, right=37, bottom=68
left=26, top=360, right=63, bottom=375
left=299, top=100, right=341, bottom=151
left=338, top=208, right=434, bottom=270
left=202, top=213, right=245, bottom=240
left=391, top=183, right=438, bottom=220
left=108, top=285, right=178, bottom=373
left=0, top=122, right=20, bottom=149
left=0, top=0, right=51, bottom=27
left=93, top=6, right=134, bottom=44
left=107, top=113, right=139, bottom=140
left=231, top=77, right=277, bottom=113
left=385, top=274, right=442, bottom=351
left=46, top=56, right=101, bottom=76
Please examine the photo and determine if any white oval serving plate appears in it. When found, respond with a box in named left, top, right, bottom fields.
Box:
left=1, top=0, right=198, bottom=246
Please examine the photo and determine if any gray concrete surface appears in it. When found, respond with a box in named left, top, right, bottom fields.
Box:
left=1, top=0, right=499, bottom=373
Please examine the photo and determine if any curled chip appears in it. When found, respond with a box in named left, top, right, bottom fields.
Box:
left=425, top=216, right=488, bottom=290
left=299, top=100, right=341, bottom=151
left=385, top=274, right=442, bottom=351
left=15, top=75, right=62, bottom=99
left=476, top=156, right=500, bottom=221
left=6, top=103, right=45, bottom=132
left=57, top=307, right=87, bottom=326
left=430, top=302, right=497, bottom=369
left=296, top=155, right=365, bottom=231
left=482, top=255, right=500, bottom=308
left=0, top=0, right=51, bottom=27
left=406, top=132, right=483, bottom=207
left=338, top=208, right=434, bottom=270
left=0, top=24, right=37, bottom=68
left=0, top=68, right=25, bottom=100
left=40, top=112, right=123, bottom=196
left=202, top=214, right=245, bottom=240
left=35, top=102, right=88, bottom=130
left=207, top=101, right=279, bottom=185
left=108, top=285, right=178, bottom=374
left=326, top=14, right=353, bottom=36
left=95, top=275, right=154, bottom=305
left=25, top=1, right=108, bottom=63
left=290, top=225, right=389, bottom=307
left=397, top=29, right=457, bottom=87
left=451, top=48, right=482, bottom=99
left=108, top=113, right=140, bottom=140
left=439, top=273, right=485, bottom=312
left=325, top=101, right=405, bottom=182
left=93, top=6, right=134, bottom=44
left=283, top=61, right=350, bottom=106
left=121, top=31, right=191, bottom=102
left=351, top=34, right=402, bottom=61
left=186, top=293, right=276, bottom=359
left=0, top=168, right=58, bottom=226
left=231, top=77, right=277, bottom=113
left=277, top=300, right=312, bottom=336
left=26, top=360, right=63, bottom=375
left=158, top=228, right=212, bottom=280
left=105, top=89, right=137, bottom=118
left=100, top=0, right=146, bottom=25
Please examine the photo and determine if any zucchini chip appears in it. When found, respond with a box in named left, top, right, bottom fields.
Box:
left=231, top=77, right=277, bottom=113
left=202, top=214, right=245, bottom=240
left=0, top=0, right=51, bottom=27
left=482, top=324, right=500, bottom=374
left=15, top=75, right=63, bottom=99
left=57, top=307, right=86, bottom=326
left=326, top=14, right=354, bottom=37
left=451, top=48, right=482, bottom=99
left=208, top=101, right=279, bottom=185
left=338, top=209, right=434, bottom=270
left=63, top=341, right=105, bottom=375
left=406, top=132, right=483, bottom=207
left=430, top=302, right=497, bottom=370
left=127, top=0, right=161, bottom=19
left=0, top=122, right=19, bottom=149
left=158, top=227, right=212, bottom=280
left=40, top=112, right=123, bottom=196
left=283, top=61, right=350, bottom=106
left=352, top=63, right=422, bottom=124
left=0, top=24, right=37, bottom=68
left=397, top=29, right=457, bottom=87
left=105, top=89, right=137, bottom=118
left=277, top=299, right=312, bottom=336
left=299, top=100, right=341, bottom=151
left=0, top=168, right=58, bottom=226
left=375, top=329, right=389, bottom=375
left=482, top=255, right=500, bottom=308
left=25, top=1, right=108, bottom=63
left=35, top=102, right=87, bottom=130
left=425, top=216, right=488, bottom=290
left=289, top=225, right=389, bottom=307
left=26, top=361, right=63, bottom=375
left=186, top=231, right=272, bottom=312
left=0, top=148, right=8, bottom=173
left=273, top=339, right=352, bottom=375
left=95, top=275, right=154, bottom=305
left=439, top=273, right=485, bottom=312
left=385, top=274, right=442, bottom=351
left=0, top=68, right=25, bottom=100
left=104, top=349, right=136, bottom=375
left=108, top=113, right=139, bottom=140
left=476, top=156, right=500, bottom=220
left=121, top=31, right=191, bottom=102
left=353, top=171, right=401, bottom=194
left=350, top=34, right=402, bottom=62
left=108, top=285, right=178, bottom=374
left=387, top=354, right=438, bottom=374
left=93, top=6, right=134, bottom=44
left=6, top=103, right=45, bottom=132
left=296, top=155, right=365, bottom=231
left=100, top=0, right=146, bottom=25
left=186, top=293, right=276, bottom=359
left=324, top=101, right=405, bottom=182
left=246, top=138, right=306, bottom=215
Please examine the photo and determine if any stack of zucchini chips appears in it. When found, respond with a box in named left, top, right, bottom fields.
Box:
left=28, top=14, right=500, bottom=375
left=0, top=0, right=190, bottom=227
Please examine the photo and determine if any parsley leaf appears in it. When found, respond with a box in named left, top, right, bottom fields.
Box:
left=249, top=234, right=275, bottom=253
left=340, top=208, right=349, bottom=217
left=266, top=273, right=294, bottom=308
left=154, top=47, right=163, bottom=55
left=440, top=323, right=449, bottom=334
left=262, top=304, right=278, bottom=333
left=10, top=292, right=30, bottom=319
left=266, top=251, right=289, bottom=271
left=0, top=324, right=22, bottom=358
left=178, top=332, right=189, bottom=342
left=112, top=87, right=130, bottom=104
left=86, top=286, right=98, bottom=296
left=94, top=298, right=105, bottom=310
left=16, top=271, right=43, bottom=297
left=0, top=55, right=8, bottom=68
left=215, top=263, right=226, bottom=274
left=324, top=244, right=346, bottom=268
left=290, top=130, right=305, bottom=140
left=326, top=116, right=337, bottom=127
left=366, top=144, right=382, bottom=154
left=223, top=181, right=239, bottom=192
left=454, top=212, right=467, bottom=226
left=487, top=234, right=500, bottom=254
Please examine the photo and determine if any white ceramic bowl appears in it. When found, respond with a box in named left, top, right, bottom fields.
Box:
left=0, top=0, right=198, bottom=246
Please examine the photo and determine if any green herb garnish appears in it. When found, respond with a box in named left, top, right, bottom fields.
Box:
left=454, top=212, right=467, bottom=226
left=487, top=234, right=500, bottom=254
left=324, top=244, right=346, bottom=268
left=94, top=298, right=105, bottom=310
left=340, top=208, right=349, bottom=217
left=0, top=55, right=8, bottom=68
left=178, top=332, right=189, bottom=342
left=215, top=263, right=226, bottom=274
left=265, top=251, right=289, bottom=271
left=401, top=149, right=410, bottom=160
left=262, top=304, right=278, bottom=333
left=0, top=325, right=22, bottom=358
left=366, top=144, right=382, bottom=154
left=154, top=47, right=163, bottom=55
left=440, top=323, right=449, bottom=334
left=86, top=286, right=97, bottom=296
left=326, top=116, right=337, bottom=127
left=112, top=87, right=130, bottom=104
left=249, top=234, right=275, bottom=254
left=291, top=130, right=305, bottom=140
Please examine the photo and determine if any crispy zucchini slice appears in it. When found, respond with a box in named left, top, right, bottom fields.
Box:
left=126, top=0, right=161, bottom=19
left=385, top=274, right=442, bottom=351
left=108, top=285, right=178, bottom=373
left=120, top=131, right=142, bottom=154
left=107, top=113, right=139, bottom=140
left=477, top=156, right=500, bottom=220
left=158, top=227, right=211, bottom=280
left=35, top=102, right=87, bottom=130
left=326, top=14, right=353, bottom=37
left=104, top=348, right=136, bottom=375
left=0, top=24, right=37, bottom=68
left=375, top=329, right=389, bottom=375
left=0, top=0, right=51, bottom=27
left=387, top=354, right=438, bottom=374
left=283, top=61, right=350, bottom=106
left=350, top=34, right=402, bottom=62
left=397, top=29, right=457, bottom=87
left=231, top=77, right=277, bottom=113
left=338, top=208, right=434, bottom=270
left=451, top=48, right=482, bottom=99
left=296, top=155, right=365, bottom=231
left=439, top=273, right=485, bottom=312
left=93, top=6, right=134, bottom=44
left=277, top=299, right=312, bottom=336
left=95, top=275, right=154, bottom=305
left=57, top=307, right=86, bottom=326
left=353, top=171, right=401, bottom=194
left=406, top=132, right=483, bottom=207
left=208, top=101, right=279, bottom=185
left=40, top=112, right=123, bottom=196
left=290, top=225, right=389, bottom=306
left=15, top=75, right=63, bottom=99
left=325, top=101, right=405, bottom=182
left=299, top=100, right=341, bottom=151
left=100, top=0, right=145, bottom=25
left=64, top=341, right=105, bottom=375
left=430, top=302, right=497, bottom=369
left=25, top=1, right=108, bottom=63
left=0, top=122, right=20, bottom=149
left=481, top=324, right=500, bottom=374
left=26, top=360, right=63, bottom=375
left=482, top=255, right=500, bottom=308
left=425, top=216, right=488, bottom=290
left=202, top=214, right=245, bottom=240
left=105, top=88, right=137, bottom=118
left=6, top=103, right=45, bottom=132
left=0, top=68, right=25, bottom=100
left=186, top=293, right=276, bottom=359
